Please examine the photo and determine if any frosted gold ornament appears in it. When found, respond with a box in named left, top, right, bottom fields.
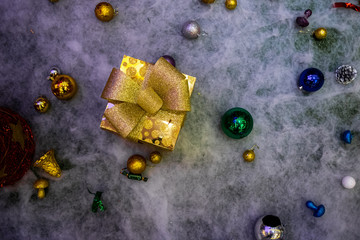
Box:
left=127, top=155, right=146, bottom=174
left=225, top=0, right=237, bottom=10
left=33, top=150, right=62, bottom=178
left=313, top=27, right=327, bottom=40
left=201, top=0, right=215, bottom=3
left=243, top=145, right=259, bottom=162
left=149, top=151, right=162, bottom=164
left=33, top=179, right=49, bottom=199
left=34, top=96, right=50, bottom=113
left=95, top=2, right=115, bottom=22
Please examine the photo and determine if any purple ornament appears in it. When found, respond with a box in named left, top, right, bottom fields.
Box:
left=296, top=17, right=309, bottom=27
left=304, top=9, right=312, bottom=18
left=161, top=55, right=176, bottom=67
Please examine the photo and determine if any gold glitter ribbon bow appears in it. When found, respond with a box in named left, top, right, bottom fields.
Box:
left=101, top=56, right=194, bottom=149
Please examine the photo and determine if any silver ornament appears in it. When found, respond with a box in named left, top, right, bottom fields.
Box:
left=254, top=215, right=285, bottom=240
left=336, top=65, right=357, bottom=85
left=181, top=21, right=201, bottom=39
left=48, top=66, right=61, bottom=81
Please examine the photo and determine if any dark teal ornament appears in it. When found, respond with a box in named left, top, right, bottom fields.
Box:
left=341, top=130, right=352, bottom=144
left=221, top=107, right=253, bottom=139
left=306, top=200, right=325, bottom=217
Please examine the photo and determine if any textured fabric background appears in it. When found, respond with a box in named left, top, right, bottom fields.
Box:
left=0, top=0, right=359, bottom=239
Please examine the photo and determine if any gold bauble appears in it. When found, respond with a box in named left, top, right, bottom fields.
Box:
left=225, top=0, right=237, bottom=10
left=201, top=0, right=216, bottom=3
left=127, top=155, right=146, bottom=174
left=314, top=28, right=327, bottom=40
left=51, top=74, right=77, bottom=100
left=34, top=96, right=50, bottom=113
left=95, top=2, right=115, bottom=22
left=49, top=0, right=59, bottom=2
left=243, top=149, right=255, bottom=162
left=149, top=151, right=162, bottom=164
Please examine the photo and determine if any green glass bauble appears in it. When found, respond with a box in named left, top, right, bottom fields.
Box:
left=221, top=108, right=253, bottom=139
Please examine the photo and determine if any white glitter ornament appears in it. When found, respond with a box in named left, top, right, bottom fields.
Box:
left=342, top=176, right=356, bottom=189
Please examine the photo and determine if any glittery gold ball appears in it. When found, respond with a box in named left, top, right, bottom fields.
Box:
left=95, top=2, right=115, bottom=22
left=51, top=74, right=77, bottom=100
left=201, top=0, right=215, bottom=3
left=243, top=149, right=255, bottom=162
left=225, top=0, right=237, bottom=10
left=314, top=28, right=327, bottom=40
left=149, top=151, right=162, bottom=164
left=49, top=0, right=59, bottom=2
left=34, top=97, right=50, bottom=113
left=127, top=155, right=146, bottom=174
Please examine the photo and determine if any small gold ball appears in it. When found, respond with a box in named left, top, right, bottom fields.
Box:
left=201, top=0, right=216, bottom=3
left=51, top=74, right=77, bottom=100
left=149, top=151, right=162, bottom=164
left=225, top=0, right=237, bottom=10
left=127, top=155, right=146, bottom=174
left=95, top=2, right=115, bottom=22
left=49, top=0, right=59, bottom=2
left=34, top=97, right=50, bottom=113
left=243, top=149, right=255, bottom=162
left=314, top=28, right=327, bottom=40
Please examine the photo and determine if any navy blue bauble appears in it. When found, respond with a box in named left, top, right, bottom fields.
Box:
left=298, top=68, right=324, bottom=92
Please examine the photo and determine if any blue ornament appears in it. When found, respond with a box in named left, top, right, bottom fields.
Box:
left=306, top=200, right=325, bottom=217
left=298, top=68, right=324, bottom=92
left=341, top=130, right=353, bottom=144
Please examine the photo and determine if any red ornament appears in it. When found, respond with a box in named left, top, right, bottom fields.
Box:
left=0, top=108, right=35, bottom=187
left=333, top=2, right=360, bottom=12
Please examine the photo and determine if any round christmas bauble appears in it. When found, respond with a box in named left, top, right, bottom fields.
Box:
left=298, top=68, right=324, bottom=92
left=296, top=17, right=309, bottom=27
left=49, top=0, right=59, bottom=2
left=0, top=108, right=35, bottom=187
left=336, top=65, right=357, bottom=85
left=243, top=149, right=255, bottom=162
left=95, top=2, right=115, bottom=22
left=304, top=9, right=312, bottom=18
left=162, top=55, right=176, bottom=67
left=34, top=96, right=50, bottom=113
left=221, top=108, right=253, bottom=139
left=254, top=215, right=285, bottom=240
left=201, top=0, right=215, bottom=3
left=127, top=155, right=146, bottom=174
left=149, top=151, right=162, bottom=164
left=314, top=27, right=327, bottom=40
left=181, top=21, right=201, bottom=39
left=342, top=176, right=356, bottom=189
left=51, top=74, right=77, bottom=100
left=225, top=0, right=237, bottom=10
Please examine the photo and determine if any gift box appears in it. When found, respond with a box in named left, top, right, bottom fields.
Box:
left=100, top=55, right=196, bottom=150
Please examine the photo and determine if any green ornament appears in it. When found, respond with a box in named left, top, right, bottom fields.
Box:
left=221, top=107, right=253, bottom=139
left=92, top=191, right=105, bottom=212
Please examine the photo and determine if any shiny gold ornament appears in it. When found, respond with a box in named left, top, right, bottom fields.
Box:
left=95, top=2, right=115, bottom=22
left=33, top=150, right=62, bottom=178
left=243, top=145, right=259, bottom=162
left=149, top=151, right=162, bottom=164
left=33, top=179, right=49, bottom=199
left=34, top=96, right=50, bottom=113
left=225, top=0, right=237, bottom=10
left=314, top=28, right=327, bottom=40
left=127, top=155, right=146, bottom=174
left=49, top=0, right=59, bottom=2
left=201, top=0, right=215, bottom=3
left=50, top=75, right=77, bottom=100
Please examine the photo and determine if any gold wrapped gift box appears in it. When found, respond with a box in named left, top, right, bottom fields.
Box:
left=100, top=55, right=196, bottom=150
